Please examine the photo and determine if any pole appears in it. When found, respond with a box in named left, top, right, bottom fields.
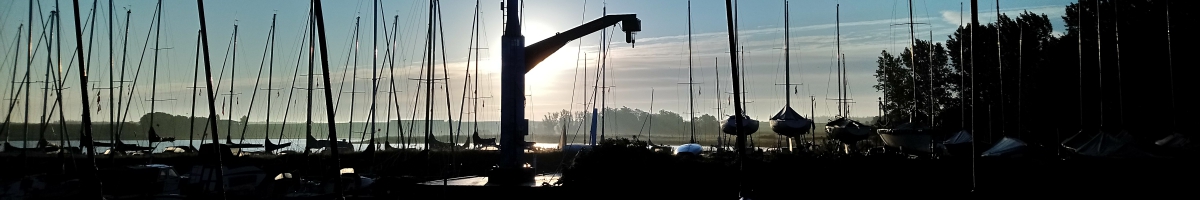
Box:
left=723, top=0, right=748, bottom=196
left=311, top=0, right=345, bottom=196
left=499, top=0, right=529, bottom=183
left=969, top=0, right=978, bottom=192
left=70, top=0, right=104, bottom=196
left=687, top=0, right=696, bottom=143
left=908, top=0, right=917, bottom=124
left=195, top=0, right=228, bottom=197
left=836, top=4, right=842, bottom=117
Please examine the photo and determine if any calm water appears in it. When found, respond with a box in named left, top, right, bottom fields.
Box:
left=0, top=140, right=705, bottom=152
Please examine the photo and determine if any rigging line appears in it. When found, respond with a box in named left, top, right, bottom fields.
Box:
left=436, top=0, right=458, bottom=152
left=116, top=7, right=148, bottom=141
left=453, top=0, right=480, bottom=145
left=0, top=25, right=24, bottom=138
left=211, top=26, right=235, bottom=93
left=345, top=17, right=362, bottom=141
left=384, top=14, right=401, bottom=150
left=333, top=17, right=361, bottom=112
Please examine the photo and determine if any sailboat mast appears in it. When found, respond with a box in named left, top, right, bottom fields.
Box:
left=714, top=57, right=721, bottom=149
left=996, top=0, right=1005, bottom=136
left=472, top=0, right=481, bottom=143
left=424, top=0, right=434, bottom=149
left=227, top=23, right=238, bottom=144
left=836, top=4, right=842, bottom=117
left=2, top=24, right=22, bottom=146
left=189, top=31, right=200, bottom=149
left=369, top=0, right=379, bottom=152
left=687, top=0, right=696, bottom=143
left=312, top=0, right=345, bottom=196
left=116, top=9, right=131, bottom=150
left=265, top=13, right=277, bottom=147
left=783, top=0, right=790, bottom=108
left=1165, top=0, right=1176, bottom=128
left=908, top=0, right=917, bottom=124
left=194, top=0, right=228, bottom=196
left=348, top=16, right=360, bottom=147
left=306, top=5, right=315, bottom=152
left=38, top=12, right=57, bottom=148
left=69, top=0, right=102, bottom=197
left=107, top=0, right=114, bottom=156
left=1094, top=0, right=1103, bottom=128
left=151, top=0, right=164, bottom=144
left=21, top=0, right=32, bottom=157
left=722, top=0, right=748, bottom=195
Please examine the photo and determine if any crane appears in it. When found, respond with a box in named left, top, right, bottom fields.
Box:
left=491, top=0, right=641, bottom=186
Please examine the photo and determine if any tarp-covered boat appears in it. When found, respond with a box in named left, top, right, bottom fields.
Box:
left=824, top=117, right=871, bottom=143
left=941, top=130, right=973, bottom=156
left=877, top=122, right=932, bottom=152
left=722, top=115, right=759, bottom=136
left=1070, top=131, right=1155, bottom=158
left=769, top=107, right=812, bottom=138
left=982, top=137, right=1026, bottom=157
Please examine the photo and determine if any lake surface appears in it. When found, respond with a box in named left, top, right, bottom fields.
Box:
left=3, top=139, right=747, bottom=154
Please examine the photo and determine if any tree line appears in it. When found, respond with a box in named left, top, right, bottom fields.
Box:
left=873, top=0, right=1196, bottom=146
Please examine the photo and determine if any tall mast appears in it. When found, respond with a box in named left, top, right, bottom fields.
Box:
left=189, top=31, right=200, bottom=149
left=472, top=0, right=481, bottom=145
left=424, top=0, right=434, bottom=149
left=1166, top=0, right=1176, bottom=128
left=21, top=0, right=32, bottom=157
left=38, top=10, right=56, bottom=149
left=312, top=0, right=346, bottom=196
left=195, top=0, right=229, bottom=196
left=116, top=8, right=130, bottom=151
left=52, top=5, right=70, bottom=167
left=996, top=0, right=1004, bottom=136
left=714, top=57, right=721, bottom=149
left=2, top=24, right=22, bottom=146
left=264, top=13, right=277, bottom=148
left=106, top=0, right=114, bottom=156
left=306, top=2, right=315, bottom=153
left=599, top=4, right=608, bottom=142
left=150, top=0, right=164, bottom=144
left=687, top=0, right=696, bottom=143
left=1094, top=0, right=1103, bottom=128
left=348, top=16, right=360, bottom=148
left=70, top=0, right=102, bottom=197
left=386, top=14, right=400, bottom=149
left=783, top=0, right=790, bottom=107
left=226, top=23, right=238, bottom=144
left=369, top=0, right=379, bottom=153
left=836, top=4, right=842, bottom=117
left=908, top=0, right=917, bottom=124
left=722, top=0, right=749, bottom=196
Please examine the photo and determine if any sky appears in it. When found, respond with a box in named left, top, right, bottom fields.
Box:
left=0, top=0, right=1075, bottom=124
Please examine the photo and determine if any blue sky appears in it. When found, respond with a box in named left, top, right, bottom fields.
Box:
left=0, top=0, right=1074, bottom=124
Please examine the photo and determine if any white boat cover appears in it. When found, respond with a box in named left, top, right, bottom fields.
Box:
left=943, top=130, right=972, bottom=145
left=981, top=137, right=1026, bottom=157
left=1155, top=133, right=1192, bottom=149
left=675, top=143, right=703, bottom=155
left=722, top=115, right=760, bottom=135
left=769, top=106, right=812, bottom=137
left=1074, top=130, right=1154, bottom=158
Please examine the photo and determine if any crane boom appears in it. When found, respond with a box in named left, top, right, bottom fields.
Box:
left=524, top=14, right=640, bottom=73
